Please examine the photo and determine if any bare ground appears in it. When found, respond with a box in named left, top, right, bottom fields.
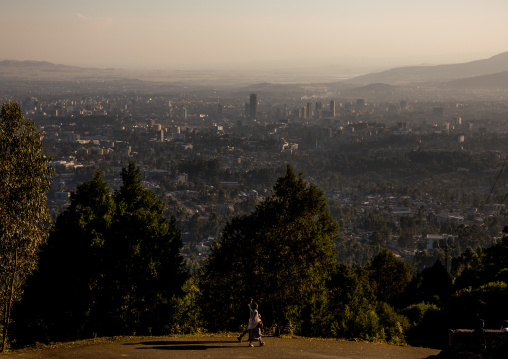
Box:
left=4, top=335, right=440, bottom=359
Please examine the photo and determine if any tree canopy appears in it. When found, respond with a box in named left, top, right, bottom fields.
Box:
left=367, top=249, right=413, bottom=305
left=13, top=163, right=187, bottom=344
left=199, top=165, right=338, bottom=331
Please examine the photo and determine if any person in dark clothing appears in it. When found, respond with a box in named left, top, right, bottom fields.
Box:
left=473, top=319, right=486, bottom=350
left=237, top=298, right=253, bottom=342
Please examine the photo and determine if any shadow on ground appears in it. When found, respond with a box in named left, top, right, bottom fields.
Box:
left=126, top=339, right=241, bottom=351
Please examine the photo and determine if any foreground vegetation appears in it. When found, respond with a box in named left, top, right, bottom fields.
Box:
left=2, top=102, right=508, bottom=351
left=3, top=164, right=508, bottom=350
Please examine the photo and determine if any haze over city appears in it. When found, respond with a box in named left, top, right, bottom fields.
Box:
left=3, top=0, right=508, bottom=74
left=4, top=1, right=508, bottom=358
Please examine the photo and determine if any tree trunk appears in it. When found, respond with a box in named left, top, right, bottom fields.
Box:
left=1, top=249, right=17, bottom=353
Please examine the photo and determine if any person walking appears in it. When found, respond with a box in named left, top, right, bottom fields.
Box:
left=473, top=319, right=486, bottom=350
left=237, top=298, right=253, bottom=342
left=247, top=302, right=265, bottom=347
left=500, top=319, right=508, bottom=332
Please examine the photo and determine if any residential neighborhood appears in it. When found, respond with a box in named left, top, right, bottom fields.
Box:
left=1, top=83, right=506, bottom=271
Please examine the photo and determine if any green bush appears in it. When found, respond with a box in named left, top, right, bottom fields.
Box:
left=402, top=302, right=440, bottom=326
left=447, top=281, right=508, bottom=330
left=376, top=302, right=409, bottom=344
left=402, top=302, right=445, bottom=347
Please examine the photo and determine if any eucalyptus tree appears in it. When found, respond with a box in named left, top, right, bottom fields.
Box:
left=0, top=103, right=53, bottom=351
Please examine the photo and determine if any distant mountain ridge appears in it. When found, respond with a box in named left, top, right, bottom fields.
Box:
left=1, top=53, right=508, bottom=92
left=0, top=60, right=342, bottom=87
left=344, top=52, right=508, bottom=85
left=0, top=60, right=130, bottom=81
left=443, top=70, right=508, bottom=89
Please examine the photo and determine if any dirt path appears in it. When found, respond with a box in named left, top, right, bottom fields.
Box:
left=4, top=336, right=440, bottom=359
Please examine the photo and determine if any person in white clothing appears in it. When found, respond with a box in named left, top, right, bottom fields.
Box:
left=501, top=319, right=508, bottom=332
left=247, top=302, right=265, bottom=347
left=237, top=298, right=253, bottom=342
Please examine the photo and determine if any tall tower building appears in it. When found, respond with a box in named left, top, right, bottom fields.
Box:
left=330, top=100, right=336, bottom=117
left=315, top=102, right=323, bottom=118
left=217, top=103, right=223, bottom=119
left=249, top=94, right=257, bottom=119
left=307, top=102, right=312, bottom=119
left=180, top=107, right=188, bottom=119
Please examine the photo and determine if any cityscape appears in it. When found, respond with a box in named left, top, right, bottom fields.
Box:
left=1, top=55, right=508, bottom=273
left=2, top=1, right=508, bottom=356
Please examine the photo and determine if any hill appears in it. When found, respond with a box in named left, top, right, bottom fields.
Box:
left=0, top=60, right=351, bottom=87
left=0, top=60, right=131, bottom=81
left=344, top=52, right=508, bottom=85
left=443, top=70, right=508, bottom=89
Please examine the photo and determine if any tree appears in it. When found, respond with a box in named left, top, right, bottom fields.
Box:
left=106, top=162, right=187, bottom=334
left=12, top=171, right=115, bottom=344
left=404, top=260, right=451, bottom=306
left=13, top=163, right=187, bottom=344
left=199, top=165, right=338, bottom=332
left=0, top=103, right=53, bottom=351
left=450, top=246, right=484, bottom=290
left=367, top=249, right=413, bottom=305
left=326, top=263, right=379, bottom=339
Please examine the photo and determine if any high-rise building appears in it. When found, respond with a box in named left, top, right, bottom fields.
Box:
left=315, top=102, right=323, bottom=118
left=249, top=94, right=257, bottom=119
left=217, top=103, right=223, bottom=119
left=330, top=100, right=335, bottom=117
left=180, top=107, right=188, bottom=119
left=307, top=102, right=312, bottom=119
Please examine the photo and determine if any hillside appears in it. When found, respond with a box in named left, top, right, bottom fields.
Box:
left=0, top=60, right=131, bottom=81
left=344, top=52, right=508, bottom=85
left=0, top=60, right=350, bottom=87
left=443, top=70, right=508, bottom=89
left=2, top=53, right=508, bottom=97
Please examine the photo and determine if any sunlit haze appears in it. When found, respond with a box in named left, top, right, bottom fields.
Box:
left=2, top=0, right=508, bottom=73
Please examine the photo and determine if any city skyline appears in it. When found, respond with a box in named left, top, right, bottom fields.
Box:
left=2, top=0, right=508, bottom=73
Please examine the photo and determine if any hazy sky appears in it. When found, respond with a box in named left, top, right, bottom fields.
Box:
left=2, top=0, right=507, bottom=71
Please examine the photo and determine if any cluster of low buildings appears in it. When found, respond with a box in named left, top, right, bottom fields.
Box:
left=5, top=90, right=506, bottom=263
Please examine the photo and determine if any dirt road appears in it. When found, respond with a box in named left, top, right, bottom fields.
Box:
left=5, top=336, right=440, bottom=359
